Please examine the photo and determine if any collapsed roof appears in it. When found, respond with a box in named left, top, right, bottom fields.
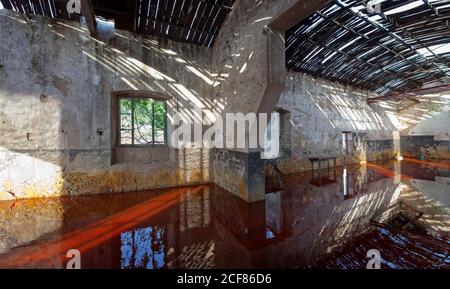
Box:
left=286, top=0, right=450, bottom=96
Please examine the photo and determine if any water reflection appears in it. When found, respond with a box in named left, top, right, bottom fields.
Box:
left=0, top=161, right=448, bottom=269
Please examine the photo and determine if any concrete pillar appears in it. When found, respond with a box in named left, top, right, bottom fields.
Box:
left=211, top=149, right=265, bottom=202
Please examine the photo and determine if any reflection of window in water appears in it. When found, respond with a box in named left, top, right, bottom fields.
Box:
left=179, top=188, right=210, bottom=232
left=121, top=226, right=166, bottom=269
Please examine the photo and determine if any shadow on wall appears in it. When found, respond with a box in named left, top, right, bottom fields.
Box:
left=0, top=10, right=230, bottom=200
left=273, top=72, right=399, bottom=173
left=0, top=164, right=403, bottom=268
left=0, top=185, right=214, bottom=268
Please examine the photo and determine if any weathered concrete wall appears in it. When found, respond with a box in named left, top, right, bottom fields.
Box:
left=0, top=10, right=213, bottom=200
left=273, top=72, right=399, bottom=174
left=401, top=136, right=450, bottom=160
left=212, top=0, right=297, bottom=116
left=208, top=0, right=334, bottom=201
left=0, top=4, right=309, bottom=203
left=262, top=177, right=400, bottom=268
left=400, top=111, right=450, bottom=159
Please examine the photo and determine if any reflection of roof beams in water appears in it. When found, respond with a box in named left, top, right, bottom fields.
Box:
left=0, top=161, right=447, bottom=268
left=368, top=84, right=450, bottom=104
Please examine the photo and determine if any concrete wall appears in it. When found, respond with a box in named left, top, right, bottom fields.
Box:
left=211, top=149, right=265, bottom=202
left=401, top=111, right=450, bottom=159
left=206, top=0, right=302, bottom=201
left=208, top=0, right=335, bottom=200
left=274, top=72, right=399, bottom=174
left=211, top=0, right=297, bottom=115
left=0, top=10, right=213, bottom=200
left=262, top=174, right=400, bottom=268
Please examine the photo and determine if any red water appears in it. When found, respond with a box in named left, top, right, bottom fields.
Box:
left=0, top=160, right=448, bottom=269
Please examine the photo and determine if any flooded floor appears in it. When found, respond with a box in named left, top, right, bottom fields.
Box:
left=0, top=158, right=448, bottom=269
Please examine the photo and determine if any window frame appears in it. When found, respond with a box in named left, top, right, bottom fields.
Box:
left=112, top=91, right=170, bottom=149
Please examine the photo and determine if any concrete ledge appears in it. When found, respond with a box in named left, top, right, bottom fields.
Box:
left=211, top=149, right=265, bottom=203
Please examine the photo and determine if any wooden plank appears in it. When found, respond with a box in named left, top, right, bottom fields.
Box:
left=2, top=0, right=236, bottom=47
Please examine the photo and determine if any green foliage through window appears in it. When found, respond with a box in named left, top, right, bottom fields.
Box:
left=120, top=98, right=167, bottom=146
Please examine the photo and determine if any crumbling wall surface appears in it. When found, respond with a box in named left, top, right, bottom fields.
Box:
left=401, top=111, right=450, bottom=160
left=0, top=10, right=213, bottom=200
left=263, top=175, right=400, bottom=268
left=275, top=72, right=399, bottom=174
left=211, top=0, right=297, bottom=116
left=208, top=0, right=299, bottom=201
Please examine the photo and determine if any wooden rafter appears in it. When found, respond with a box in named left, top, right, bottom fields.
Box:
left=81, top=0, right=97, bottom=37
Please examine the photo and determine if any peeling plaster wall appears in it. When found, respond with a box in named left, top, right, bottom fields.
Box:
left=401, top=111, right=450, bottom=159
left=274, top=72, right=399, bottom=174
left=0, top=10, right=214, bottom=200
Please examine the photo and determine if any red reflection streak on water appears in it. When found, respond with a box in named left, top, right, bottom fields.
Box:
left=366, top=163, right=412, bottom=180
left=0, top=186, right=206, bottom=268
left=403, top=158, right=450, bottom=170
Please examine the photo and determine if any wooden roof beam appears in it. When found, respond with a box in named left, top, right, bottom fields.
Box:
left=81, top=0, right=97, bottom=37
left=335, top=1, right=450, bottom=84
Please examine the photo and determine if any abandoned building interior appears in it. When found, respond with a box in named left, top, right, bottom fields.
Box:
left=0, top=0, right=449, bottom=269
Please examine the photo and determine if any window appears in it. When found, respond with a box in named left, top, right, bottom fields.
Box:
left=119, top=97, right=167, bottom=146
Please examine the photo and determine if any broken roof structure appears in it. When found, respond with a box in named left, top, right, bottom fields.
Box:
left=0, top=0, right=236, bottom=47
